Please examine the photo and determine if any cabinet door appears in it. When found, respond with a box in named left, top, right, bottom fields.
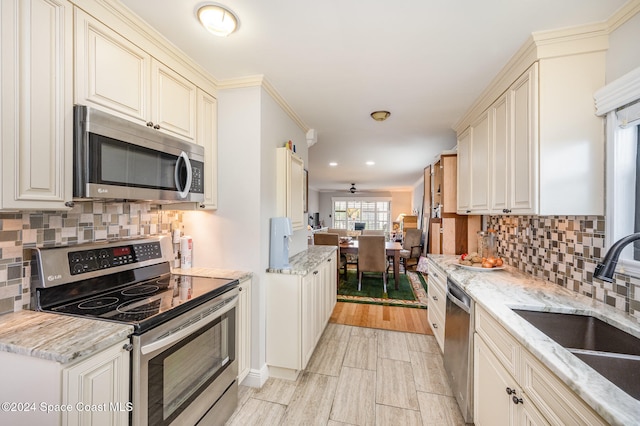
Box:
left=75, top=9, right=150, bottom=124
left=151, top=59, right=197, bottom=142
left=63, top=340, right=130, bottom=426
left=474, top=335, right=517, bottom=426
left=237, top=278, right=252, bottom=383
left=510, top=65, right=538, bottom=214
left=1, top=0, right=73, bottom=210
left=490, top=93, right=510, bottom=213
left=197, top=89, right=218, bottom=209
left=469, top=111, right=491, bottom=212
left=290, top=153, right=305, bottom=230
left=456, top=128, right=471, bottom=213
left=301, top=272, right=317, bottom=368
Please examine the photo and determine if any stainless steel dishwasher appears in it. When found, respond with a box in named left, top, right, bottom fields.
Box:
left=443, top=277, right=474, bottom=424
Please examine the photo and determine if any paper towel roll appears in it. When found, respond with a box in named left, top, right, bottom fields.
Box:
left=180, top=236, right=192, bottom=269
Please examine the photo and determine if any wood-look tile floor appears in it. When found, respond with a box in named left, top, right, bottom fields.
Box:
left=225, top=323, right=464, bottom=426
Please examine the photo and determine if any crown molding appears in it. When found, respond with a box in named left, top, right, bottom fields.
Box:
left=453, top=22, right=609, bottom=134
left=607, top=0, right=640, bottom=33
left=217, top=76, right=309, bottom=133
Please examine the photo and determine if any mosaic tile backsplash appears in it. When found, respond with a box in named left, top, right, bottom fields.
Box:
left=488, top=215, right=640, bottom=321
left=0, top=202, right=183, bottom=315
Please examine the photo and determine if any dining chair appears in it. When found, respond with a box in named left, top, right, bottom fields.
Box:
left=399, top=228, right=423, bottom=273
left=362, top=230, right=384, bottom=236
left=314, top=233, right=347, bottom=279
left=357, top=235, right=387, bottom=293
left=327, top=228, right=347, bottom=237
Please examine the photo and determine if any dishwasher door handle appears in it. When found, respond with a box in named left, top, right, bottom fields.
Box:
left=447, top=291, right=471, bottom=314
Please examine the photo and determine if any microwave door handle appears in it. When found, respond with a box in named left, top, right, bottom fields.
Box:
left=174, top=151, right=193, bottom=199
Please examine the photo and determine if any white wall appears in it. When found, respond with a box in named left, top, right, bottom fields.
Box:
left=606, top=12, right=640, bottom=83
left=183, top=84, right=306, bottom=387
left=317, top=190, right=413, bottom=228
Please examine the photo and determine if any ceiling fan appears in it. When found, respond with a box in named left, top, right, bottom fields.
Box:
left=337, top=183, right=377, bottom=194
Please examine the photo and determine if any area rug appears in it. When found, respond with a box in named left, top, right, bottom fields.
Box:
left=337, top=270, right=428, bottom=308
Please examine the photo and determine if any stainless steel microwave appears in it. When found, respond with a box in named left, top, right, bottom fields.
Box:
left=73, top=105, right=205, bottom=203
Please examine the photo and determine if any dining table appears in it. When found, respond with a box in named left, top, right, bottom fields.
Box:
left=339, top=240, right=403, bottom=290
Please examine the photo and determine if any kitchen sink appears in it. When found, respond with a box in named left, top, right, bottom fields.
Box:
left=513, top=309, right=640, bottom=400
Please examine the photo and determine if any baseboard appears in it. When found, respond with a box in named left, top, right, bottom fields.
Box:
left=240, top=363, right=269, bottom=388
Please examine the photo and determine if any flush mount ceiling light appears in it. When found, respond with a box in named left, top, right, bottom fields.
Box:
left=370, top=111, right=391, bottom=121
left=197, top=3, right=239, bottom=37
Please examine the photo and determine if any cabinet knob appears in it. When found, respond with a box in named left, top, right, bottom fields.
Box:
left=431, top=323, right=438, bottom=329
left=64, top=201, right=75, bottom=208
left=146, top=121, right=154, bottom=127
left=122, top=343, right=133, bottom=352
left=432, top=295, right=438, bottom=301
left=199, top=204, right=205, bottom=208
left=512, top=395, right=523, bottom=405
left=432, top=273, right=438, bottom=279
left=238, top=286, right=243, bottom=292
left=466, top=210, right=471, bottom=214
left=153, top=124, right=161, bottom=130
left=313, top=270, right=319, bottom=275
left=506, top=387, right=516, bottom=395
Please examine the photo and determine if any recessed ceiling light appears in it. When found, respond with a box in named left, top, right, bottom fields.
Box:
left=329, top=162, right=338, bottom=167
left=197, top=4, right=239, bottom=37
left=366, top=161, right=375, bottom=166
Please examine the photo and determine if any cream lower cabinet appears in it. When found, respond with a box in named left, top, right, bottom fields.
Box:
left=0, top=0, right=73, bottom=210
left=266, top=251, right=337, bottom=379
left=276, top=147, right=305, bottom=231
left=237, top=277, right=252, bottom=384
left=427, top=260, right=447, bottom=351
left=0, top=339, right=130, bottom=426
left=474, top=305, right=606, bottom=426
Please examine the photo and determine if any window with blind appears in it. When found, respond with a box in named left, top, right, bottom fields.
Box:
left=597, top=67, right=640, bottom=277
left=332, top=198, right=391, bottom=232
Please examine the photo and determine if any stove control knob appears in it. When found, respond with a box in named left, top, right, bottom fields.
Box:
left=122, top=343, right=133, bottom=352
left=72, top=264, right=84, bottom=274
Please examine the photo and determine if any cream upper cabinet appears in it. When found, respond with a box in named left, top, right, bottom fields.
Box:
left=150, top=59, right=197, bottom=142
left=1, top=0, right=74, bottom=211
left=276, top=147, right=305, bottom=231
left=74, top=9, right=150, bottom=125
left=489, top=93, right=509, bottom=213
left=456, top=47, right=605, bottom=216
left=196, top=89, right=218, bottom=210
left=457, top=129, right=471, bottom=213
left=467, top=111, right=491, bottom=214
left=508, top=65, right=538, bottom=215
left=75, top=10, right=197, bottom=144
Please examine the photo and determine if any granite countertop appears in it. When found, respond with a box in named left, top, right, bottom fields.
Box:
left=0, top=310, right=133, bottom=365
left=172, top=267, right=252, bottom=282
left=428, top=254, right=640, bottom=426
left=266, top=246, right=337, bottom=275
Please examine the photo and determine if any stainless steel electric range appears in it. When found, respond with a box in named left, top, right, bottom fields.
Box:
left=29, top=236, right=239, bottom=426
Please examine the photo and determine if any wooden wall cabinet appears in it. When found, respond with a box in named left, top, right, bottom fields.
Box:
left=428, top=152, right=481, bottom=256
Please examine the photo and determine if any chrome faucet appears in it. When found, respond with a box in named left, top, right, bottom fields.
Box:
left=594, top=232, right=640, bottom=282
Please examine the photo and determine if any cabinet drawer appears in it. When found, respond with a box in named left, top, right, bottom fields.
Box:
left=521, top=350, right=606, bottom=426
left=475, top=305, right=520, bottom=379
left=428, top=302, right=445, bottom=352
left=428, top=274, right=446, bottom=318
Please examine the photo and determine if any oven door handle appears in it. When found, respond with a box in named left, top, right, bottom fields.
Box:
left=140, top=296, right=237, bottom=355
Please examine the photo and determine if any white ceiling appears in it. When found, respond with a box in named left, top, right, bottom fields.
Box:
left=120, top=0, right=626, bottom=192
